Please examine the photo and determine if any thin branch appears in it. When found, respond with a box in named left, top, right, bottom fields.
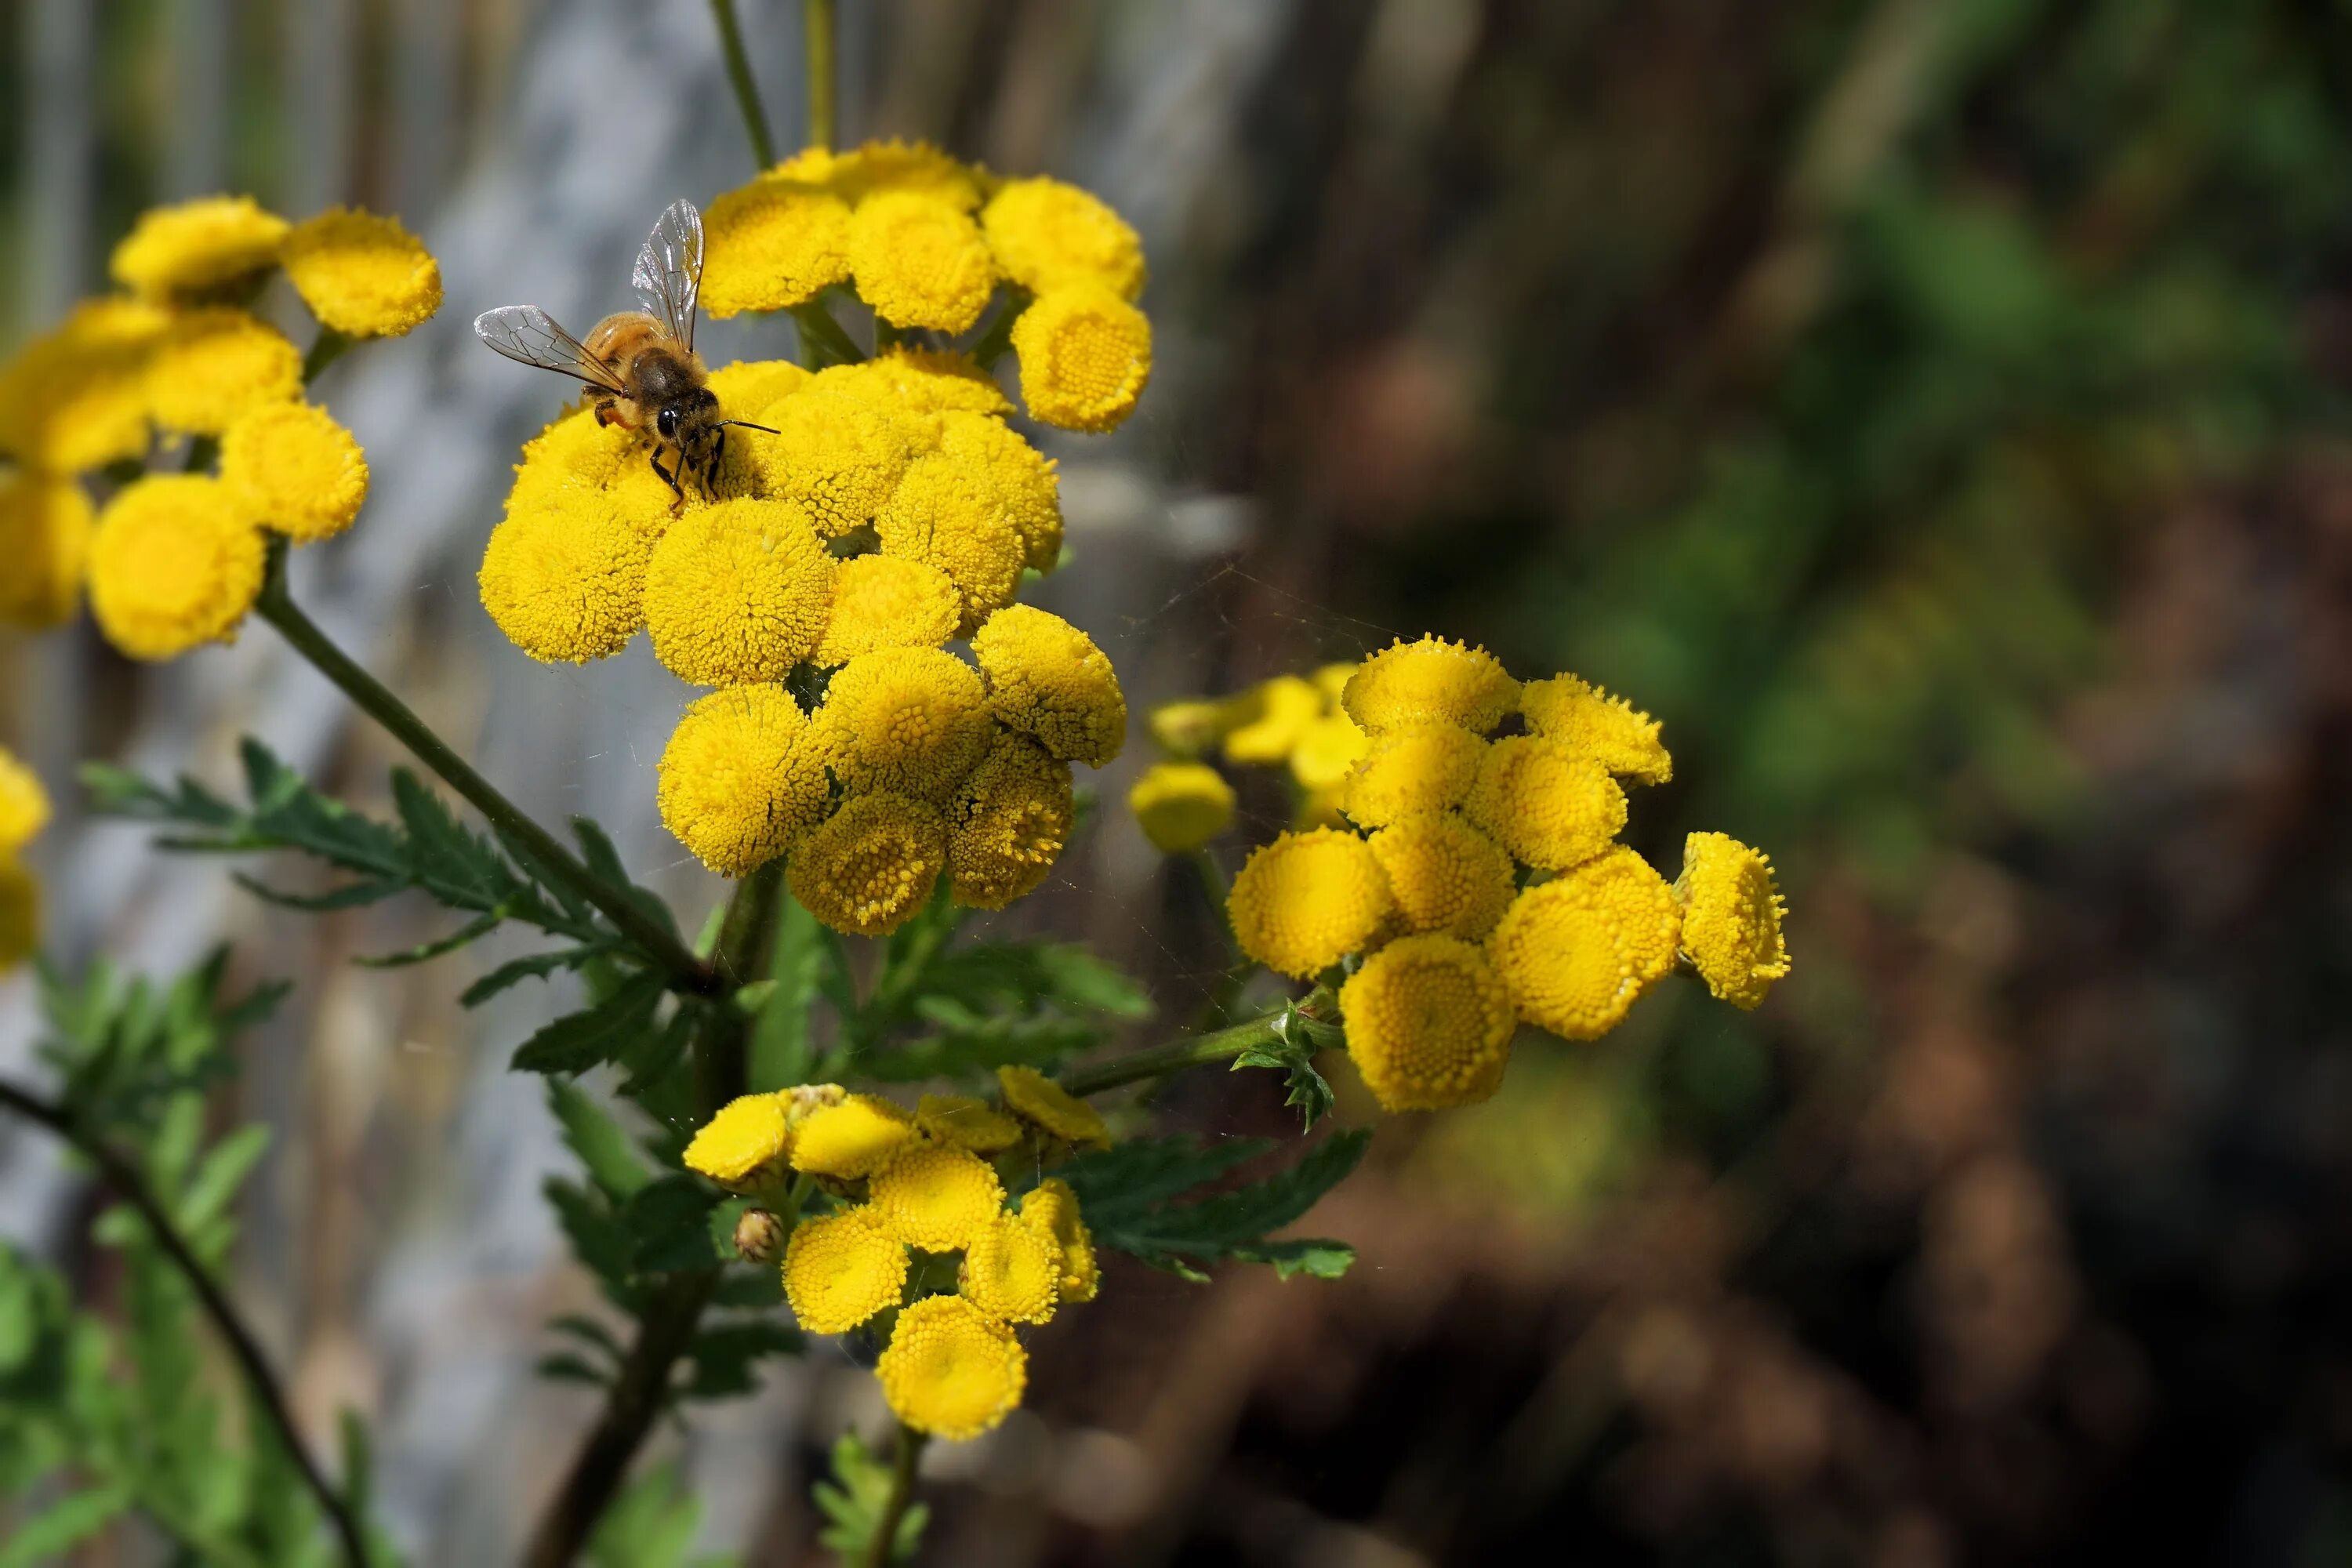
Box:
left=709, top=0, right=776, bottom=167
left=1060, top=1005, right=1338, bottom=1098
left=0, top=1080, right=370, bottom=1568
left=856, top=1423, right=927, bottom=1568
left=804, top=0, right=837, bottom=152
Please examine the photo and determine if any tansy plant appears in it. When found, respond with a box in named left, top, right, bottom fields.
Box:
left=0, top=7, right=1785, bottom=1566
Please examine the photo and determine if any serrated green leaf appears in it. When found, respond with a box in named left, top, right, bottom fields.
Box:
left=586, top=1462, right=729, bottom=1568
left=549, top=1080, right=653, bottom=1200
left=865, top=1002, right=1102, bottom=1082
left=548, top=1312, right=628, bottom=1364
left=510, top=971, right=666, bottom=1075
left=536, top=1352, right=610, bottom=1387
left=625, top=1177, right=724, bottom=1274
left=679, top=1319, right=803, bottom=1401
left=0, top=1483, right=133, bottom=1568
left=1236, top=1239, right=1356, bottom=1279
left=545, top=1178, right=637, bottom=1302
left=914, top=942, right=1152, bottom=1020
left=615, top=1004, right=698, bottom=1102
left=1055, top=1131, right=1370, bottom=1279
left=176, top=1124, right=270, bottom=1247
left=1231, top=1027, right=1336, bottom=1131
left=354, top=910, right=503, bottom=968
left=463, top=946, right=603, bottom=1007
left=814, top=1431, right=929, bottom=1564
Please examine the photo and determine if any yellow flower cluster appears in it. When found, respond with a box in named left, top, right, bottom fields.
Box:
left=0, top=196, right=426, bottom=651
left=702, top=141, right=1151, bottom=433
left=0, top=747, right=49, bottom=971
left=1125, top=662, right=1363, bottom=853
left=688, top=1069, right=1107, bottom=1441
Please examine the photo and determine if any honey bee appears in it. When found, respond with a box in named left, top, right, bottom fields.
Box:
left=474, top=198, right=771, bottom=514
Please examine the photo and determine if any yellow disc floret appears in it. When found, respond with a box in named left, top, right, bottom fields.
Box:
left=1018, top=1178, right=1099, bottom=1305
left=877, top=1294, right=1026, bottom=1442
left=832, top=347, right=1011, bottom=419
left=916, top=1094, right=1023, bottom=1155
left=281, top=207, right=442, bottom=337
left=824, top=140, right=985, bottom=210
left=782, top=1207, right=909, bottom=1334
left=0, top=298, right=164, bottom=473
left=1127, top=761, right=1235, bottom=854
left=682, top=1092, right=792, bottom=1189
left=1227, top=828, right=1393, bottom=978
left=707, top=357, right=814, bottom=413
left=1011, top=284, right=1151, bottom=433
left=1489, top=846, right=1682, bottom=1040
left=936, top=411, right=1062, bottom=574
left=1367, top=814, right=1516, bottom=941
left=754, top=388, right=917, bottom=539
left=643, top=496, right=836, bottom=686
left=1675, top=831, right=1791, bottom=1011
left=996, top=1066, right=1110, bottom=1148
left=110, top=196, right=289, bottom=298
left=658, top=685, right=829, bottom=875
left=0, top=474, right=94, bottom=630
left=1520, top=673, right=1671, bottom=785
left=946, top=731, right=1073, bottom=909
left=145, top=307, right=302, bottom=434
left=1339, top=934, right=1516, bottom=1112
left=1290, top=713, right=1370, bottom=793
left=848, top=191, right=997, bottom=333
left=789, top=1094, right=924, bottom=1180
left=1342, top=636, right=1519, bottom=735
left=871, top=451, right=1029, bottom=634
left=478, top=491, right=656, bottom=663
left=982, top=176, right=1146, bottom=300
left=971, top=604, right=1127, bottom=766
left=0, top=751, right=51, bottom=852
left=219, top=401, right=368, bottom=541
left=810, top=554, right=961, bottom=665
left=700, top=175, right=853, bottom=316
left=88, top=476, right=263, bottom=660
left=787, top=791, right=949, bottom=938
left=1342, top=723, right=1485, bottom=829
left=810, top=647, right=992, bottom=800
left=959, top=1212, right=1062, bottom=1325
left=869, top=1144, right=1006, bottom=1252
left=1465, top=735, right=1628, bottom=872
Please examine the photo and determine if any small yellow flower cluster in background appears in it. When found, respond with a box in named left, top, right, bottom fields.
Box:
left=0, top=747, right=49, bottom=969
left=1125, top=662, right=1362, bottom=853
left=0, top=196, right=424, bottom=653
left=684, top=1065, right=1105, bottom=1442
left=702, top=140, right=1150, bottom=434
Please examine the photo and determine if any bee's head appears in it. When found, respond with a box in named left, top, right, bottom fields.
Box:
left=658, top=387, right=721, bottom=452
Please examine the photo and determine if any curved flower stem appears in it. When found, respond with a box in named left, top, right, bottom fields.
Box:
left=791, top=299, right=868, bottom=368
left=804, top=0, right=837, bottom=152
left=709, top=0, right=776, bottom=168
left=1061, top=1000, right=1338, bottom=1098
left=856, top=1423, right=928, bottom=1568
left=252, top=543, right=716, bottom=995
left=301, top=328, right=351, bottom=384
left=0, top=1080, right=371, bottom=1568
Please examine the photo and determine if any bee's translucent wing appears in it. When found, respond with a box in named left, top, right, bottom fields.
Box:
left=630, top=198, right=704, bottom=353
left=473, top=305, right=628, bottom=394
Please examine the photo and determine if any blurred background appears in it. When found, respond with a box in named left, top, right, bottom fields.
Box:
left=5, top=0, right=2352, bottom=1563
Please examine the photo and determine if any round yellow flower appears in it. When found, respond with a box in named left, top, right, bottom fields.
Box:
left=877, top=1294, right=1026, bottom=1442
left=810, top=646, right=993, bottom=801
left=971, top=604, right=1127, bottom=766
left=1290, top=713, right=1370, bottom=793
left=1227, top=828, right=1393, bottom=978
left=869, top=1144, right=1005, bottom=1252
left=826, top=140, right=985, bottom=209
left=782, top=1207, right=909, bottom=1334
left=1011, top=284, right=1151, bottom=433
left=1342, top=636, right=1519, bottom=735
left=784, top=1082, right=850, bottom=1129
left=1149, top=699, right=1236, bottom=759
left=1464, top=735, right=1628, bottom=872
left=219, top=401, right=368, bottom=541
left=503, top=406, right=678, bottom=536
left=787, top=791, right=948, bottom=937
left=281, top=208, right=441, bottom=337
left=789, top=1094, right=924, bottom=1179
left=996, top=1065, right=1110, bottom=1148
left=753, top=388, right=917, bottom=540
left=1520, top=673, right=1671, bottom=784
left=0, top=474, right=94, bottom=630
left=982, top=176, right=1146, bottom=300
left=701, top=175, right=853, bottom=317
left=960, top=1212, right=1062, bottom=1325
left=1018, top=1178, right=1099, bottom=1305
left=871, top=451, right=1029, bottom=634
left=832, top=347, right=1011, bottom=419
left=0, top=857, right=38, bottom=971
left=1490, top=846, right=1681, bottom=1040
left=682, top=1092, right=792, bottom=1188
left=1342, top=723, right=1485, bottom=829
left=810, top=554, right=961, bottom=666
left=1675, top=832, right=1791, bottom=1010
left=109, top=196, right=289, bottom=298
left=1221, top=676, right=1323, bottom=766
left=478, top=490, right=655, bottom=663
left=937, top=412, right=1062, bottom=574
left=1127, top=761, right=1235, bottom=854
left=0, top=751, right=51, bottom=852
left=848, top=191, right=997, bottom=333
left=0, top=298, right=164, bottom=472
left=643, top=496, right=836, bottom=685
left=706, top=357, right=813, bottom=414
left=145, top=308, right=302, bottom=435
left=658, top=685, right=829, bottom=875
left=88, top=476, right=263, bottom=660
left=946, top=731, right=1074, bottom=909
left=1339, top=934, right=1515, bottom=1112
left=916, top=1094, right=1023, bottom=1154
left=1367, top=814, right=1516, bottom=942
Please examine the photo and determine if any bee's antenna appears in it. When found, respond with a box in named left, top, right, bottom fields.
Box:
left=720, top=419, right=780, bottom=434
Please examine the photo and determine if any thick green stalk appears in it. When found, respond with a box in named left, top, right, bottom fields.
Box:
left=804, top=0, right=837, bottom=151
left=1061, top=1007, right=1327, bottom=1098
left=709, top=0, right=776, bottom=167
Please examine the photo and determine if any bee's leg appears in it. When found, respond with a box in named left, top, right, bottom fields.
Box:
left=592, top=396, right=620, bottom=428
left=707, top=429, right=726, bottom=495
left=652, top=448, right=685, bottom=515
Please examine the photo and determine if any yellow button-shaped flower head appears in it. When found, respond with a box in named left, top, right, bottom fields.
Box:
left=89, top=476, right=263, bottom=660
left=825, top=140, right=986, bottom=209
left=109, top=196, right=289, bottom=298
left=833, top=347, right=1011, bottom=419
left=787, top=791, right=948, bottom=937
left=683, top=1091, right=792, bottom=1189
left=972, top=604, right=1127, bottom=766
left=0, top=298, right=165, bottom=473
left=1149, top=699, right=1236, bottom=759
left=789, top=1094, right=924, bottom=1179
left=782, top=1207, right=909, bottom=1334
left=916, top=1094, right=1023, bottom=1155
left=1228, top=828, right=1393, bottom=979
left=1465, top=735, right=1628, bottom=872
left=706, top=356, right=813, bottom=414
left=1368, top=814, right=1516, bottom=942
left=946, top=731, right=1074, bottom=909
left=755, top=388, right=918, bottom=540
left=0, top=750, right=51, bottom=852
left=1127, top=761, right=1235, bottom=854
left=997, top=1065, right=1110, bottom=1149
left=659, top=685, right=829, bottom=875
left=982, top=176, right=1146, bottom=300
left=960, top=1212, right=1062, bottom=1325
left=1520, top=673, right=1671, bottom=785
left=478, top=490, right=655, bottom=663
left=1290, top=713, right=1370, bottom=793
left=810, top=646, right=992, bottom=801
left=0, top=474, right=94, bottom=630
left=644, top=495, right=836, bottom=685
left=811, top=554, right=961, bottom=666
left=1343, top=636, right=1519, bottom=735
left=1675, top=831, right=1791, bottom=1010
left=937, top=411, right=1062, bottom=573
left=146, top=307, right=302, bottom=435
left=282, top=208, right=442, bottom=338
left=849, top=191, right=997, bottom=333
left=1490, top=845, right=1681, bottom=1040
left=220, top=401, right=368, bottom=542
left=1011, top=284, right=1151, bottom=434
left=0, top=855, right=38, bottom=972
left=1018, top=1178, right=1099, bottom=1305
left=1221, top=675, right=1323, bottom=766
left=870, top=1144, right=1005, bottom=1252
left=1340, top=934, right=1515, bottom=1112
left=701, top=175, right=852, bottom=317
left=872, top=452, right=1029, bottom=635
left=877, top=1294, right=1026, bottom=1442
left=1342, top=723, right=1484, bottom=829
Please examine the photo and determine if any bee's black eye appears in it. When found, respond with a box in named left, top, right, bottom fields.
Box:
left=657, top=406, right=679, bottom=439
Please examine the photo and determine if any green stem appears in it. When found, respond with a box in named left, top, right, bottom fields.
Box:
left=698, top=862, right=783, bottom=1110
left=301, top=328, right=351, bottom=384
left=0, top=1082, right=372, bottom=1568
left=791, top=299, right=867, bottom=368
left=709, top=0, right=777, bottom=167
left=804, top=0, right=837, bottom=152
left=1061, top=1004, right=1336, bottom=1098
left=252, top=543, right=714, bottom=995
left=855, top=1423, right=927, bottom=1568
left=965, top=294, right=1028, bottom=368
